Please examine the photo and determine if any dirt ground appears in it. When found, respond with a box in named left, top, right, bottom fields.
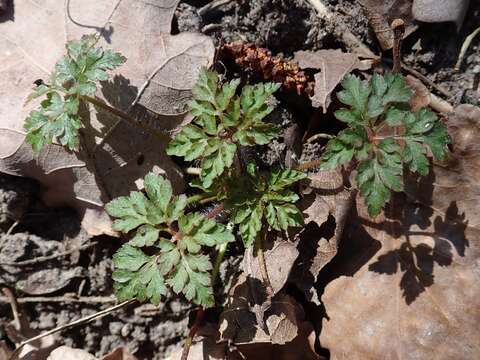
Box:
left=1, top=0, right=479, bottom=358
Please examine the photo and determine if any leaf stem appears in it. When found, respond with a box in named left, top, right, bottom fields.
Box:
left=211, top=242, right=228, bottom=286
left=186, top=193, right=218, bottom=205
left=80, top=95, right=170, bottom=143
left=255, top=229, right=273, bottom=297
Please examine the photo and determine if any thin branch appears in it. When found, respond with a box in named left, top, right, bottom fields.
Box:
left=455, top=25, right=480, bottom=71
left=0, top=242, right=96, bottom=266
left=180, top=307, right=205, bottom=360
left=81, top=95, right=170, bottom=143
left=198, top=0, right=233, bottom=17
left=1, top=288, right=21, bottom=330
left=0, top=295, right=118, bottom=304
left=8, top=300, right=135, bottom=360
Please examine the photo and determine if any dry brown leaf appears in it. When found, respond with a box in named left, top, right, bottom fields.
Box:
left=360, top=0, right=417, bottom=50
left=319, top=105, right=480, bottom=359
left=294, top=50, right=359, bottom=113
left=412, top=0, right=470, bottom=29
left=242, top=240, right=299, bottom=297
left=405, top=75, right=431, bottom=111
left=290, top=169, right=354, bottom=302
left=47, top=346, right=96, bottom=360
left=234, top=321, right=323, bottom=360
left=100, top=347, right=138, bottom=360
left=0, top=0, right=214, bottom=235
left=219, top=274, right=305, bottom=346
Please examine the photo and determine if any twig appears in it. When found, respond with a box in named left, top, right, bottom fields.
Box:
left=306, top=0, right=378, bottom=59
left=430, top=93, right=454, bottom=114
left=198, top=0, right=232, bottom=17
left=6, top=220, right=19, bottom=236
left=0, top=242, right=96, bottom=266
left=8, top=299, right=135, bottom=360
left=180, top=307, right=205, bottom=360
left=81, top=95, right=170, bottom=143
left=0, top=295, right=118, bottom=304
left=399, top=62, right=452, bottom=98
left=305, top=133, right=334, bottom=143
left=391, top=19, right=405, bottom=73
left=455, top=25, right=480, bottom=71
left=1, top=288, right=21, bottom=330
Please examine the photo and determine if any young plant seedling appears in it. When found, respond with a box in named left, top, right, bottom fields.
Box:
left=24, top=35, right=125, bottom=152
left=320, top=73, right=450, bottom=216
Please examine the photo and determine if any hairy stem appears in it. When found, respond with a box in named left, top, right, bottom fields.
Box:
left=81, top=95, right=170, bottom=143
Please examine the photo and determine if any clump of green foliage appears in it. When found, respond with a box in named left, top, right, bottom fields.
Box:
left=105, top=68, right=306, bottom=306
left=166, top=69, right=281, bottom=188
left=23, top=36, right=450, bottom=308
left=25, top=35, right=125, bottom=152
left=105, top=173, right=233, bottom=307
left=320, top=73, right=450, bottom=216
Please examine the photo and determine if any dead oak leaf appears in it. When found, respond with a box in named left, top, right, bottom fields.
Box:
left=0, top=0, right=214, bottom=235
left=290, top=169, right=354, bottom=302
left=294, top=50, right=359, bottom=113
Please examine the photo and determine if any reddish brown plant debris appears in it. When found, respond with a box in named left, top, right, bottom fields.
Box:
left=222, top=41, right=315, bottom=96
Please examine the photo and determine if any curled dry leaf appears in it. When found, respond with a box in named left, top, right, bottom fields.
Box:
left=219, top=273, right=305, bottom=347
left=290, top=169, right=354, bottom=302
left=293, top=50, right=362, bottom=113
left=359, top=0, right=417, bottom=50
left=319, top=104, right=480, bottom=359
left=0, top=0, right=214, bottom=235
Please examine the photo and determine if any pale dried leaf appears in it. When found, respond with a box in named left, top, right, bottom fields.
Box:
left=17, top=268, right=84, bottom=295
left=412, top=0, right=470, bottom=29
left=294, top=50, right=359, bottom=113
left=242, top=241, right=299, bottom=296
left=47, top=346, right=96, bottom=360
left=360, top=0, right=417, bottom=50
left=0, top=0, right=214, bottom=235
left=100, top=347, right=138, bottom=360
left=319, top=105, right=480, bottom=359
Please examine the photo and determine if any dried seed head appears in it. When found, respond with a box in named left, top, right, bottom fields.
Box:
left=222, top=41, right=315, bottom=96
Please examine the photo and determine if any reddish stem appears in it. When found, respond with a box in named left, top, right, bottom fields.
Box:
left=181, top=306, right=205, bottom=360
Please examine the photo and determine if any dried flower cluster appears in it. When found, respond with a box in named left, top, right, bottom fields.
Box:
left=222, top=41, right=314, bottom=96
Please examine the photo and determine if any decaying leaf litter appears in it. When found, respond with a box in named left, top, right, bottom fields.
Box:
left=1, top=0, right=480, bottom=359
